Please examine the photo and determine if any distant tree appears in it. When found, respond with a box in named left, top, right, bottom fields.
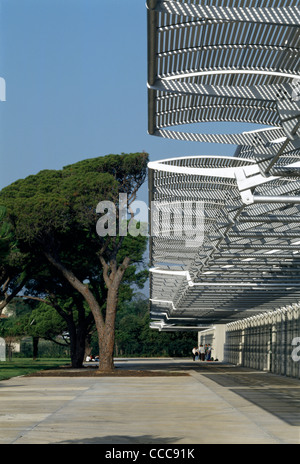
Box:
left=0, top=298, right=31, bottom=360
left=0, top=298, right=68, bottom=360
left=19, top=302, right=69, bottom=360
left=140, top=316, right=197, bottom=357
left=114, top=294, right=197, bottom=358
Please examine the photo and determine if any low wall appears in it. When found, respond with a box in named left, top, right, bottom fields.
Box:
left=197, top=305, right=300, bottom=379
left=225, top=305, right=300, bottom=379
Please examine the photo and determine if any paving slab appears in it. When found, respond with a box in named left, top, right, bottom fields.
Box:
left=0, top=359, right=299, bottom=444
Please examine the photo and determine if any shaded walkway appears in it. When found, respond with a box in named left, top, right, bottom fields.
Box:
left=0, top=359, right=299, bottom=444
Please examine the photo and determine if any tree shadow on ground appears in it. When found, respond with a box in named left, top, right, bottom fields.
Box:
left=55, top=435, right=180, bottom=444
left=200, top=366, right=300, bottom=426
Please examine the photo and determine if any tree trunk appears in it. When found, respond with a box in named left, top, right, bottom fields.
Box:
left=72, top=332, right=86, bottom=368
left=67, top=317, right=87, bottom=368
left=32, top=336, right=39, bottom=360
left=98, top=285, right=118, bottom=372
left=44, top=251, right=130, bottom=374
left=97, top=257, right=130, bottom=372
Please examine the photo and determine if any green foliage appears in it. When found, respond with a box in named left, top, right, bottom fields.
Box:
left=20, top=303, right=68, bottom=341
left=113, top=295, right=197, bottom=358
left=0, top=152, right=149, bottom=367
left=0, top=206, right=13, bottom=253
left=0, top=152, right=148, bottom=251
left=0, top=207, right=31, bottom=311
left=0, top=152, right=148, bottom=291
left=0, top=299, right=67, bottom=342
left=0, top=206, right=21, bottom=269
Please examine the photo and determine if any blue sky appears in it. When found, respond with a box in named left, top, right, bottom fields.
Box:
left=0, top=0, right=255, bottom=203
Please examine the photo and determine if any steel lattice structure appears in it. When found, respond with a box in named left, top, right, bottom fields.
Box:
left=146, top=0, right=300, bottom=331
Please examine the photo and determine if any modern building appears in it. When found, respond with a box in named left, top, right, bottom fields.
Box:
left=146, top=0, right=300, bottom=378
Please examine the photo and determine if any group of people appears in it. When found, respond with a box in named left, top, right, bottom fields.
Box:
left=85, top=355, right=99, bottom=362
left=192, top=344, right=212, bottom=361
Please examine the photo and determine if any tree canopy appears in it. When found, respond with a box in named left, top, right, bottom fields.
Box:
left=0, top=152, right=149, bottom=369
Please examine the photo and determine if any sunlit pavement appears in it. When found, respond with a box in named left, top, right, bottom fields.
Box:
left=0, top=358, right=299, bottom=444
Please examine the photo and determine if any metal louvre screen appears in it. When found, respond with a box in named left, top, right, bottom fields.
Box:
left=146, top=0, right=300, bottom=331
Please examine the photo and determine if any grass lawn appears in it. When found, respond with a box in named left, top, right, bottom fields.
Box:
left=0, top=358, right=70, bottom=381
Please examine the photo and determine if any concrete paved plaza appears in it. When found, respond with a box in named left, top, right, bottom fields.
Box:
left=0, top=359, right=299, bottom=444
